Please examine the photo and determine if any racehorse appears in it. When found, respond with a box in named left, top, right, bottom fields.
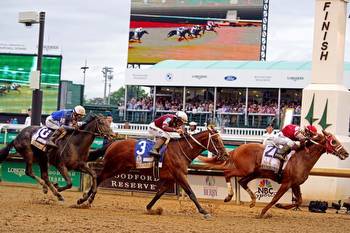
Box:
left=199, top=130, right=349, bottom=218
left=203, top=23, right=219, bottom=34
left=167, top=28, right=192, bottom=41
left=190, top=25, right=204, bottom=38
left=0, top=114, right=114, bottom=202
left=79, top=127, right=228, bottom=218
left=129, top=30, right=149, bottom=43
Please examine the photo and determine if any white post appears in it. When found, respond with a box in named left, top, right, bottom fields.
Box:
left=301, top=0, right=350, bottom=201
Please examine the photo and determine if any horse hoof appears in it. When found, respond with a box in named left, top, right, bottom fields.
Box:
left=77, top=199, right=84, bottom=205
left=249, top=202, right=256, bottom=208
left=58, top=196, right=65, bottom=202
left=42, top=187, right=48, bottom=194
left=224, top=195, right=233, bottom=202
left=203, top=213, right=212, bottom=219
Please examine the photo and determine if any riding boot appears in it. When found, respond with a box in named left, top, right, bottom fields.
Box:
left=275, top=145, right=291, bottom=182
left=150, top=137, right=166, bottom=159
left=275, top=145, right=291, bottom=161
left=46, top=127, right=65, bottom=148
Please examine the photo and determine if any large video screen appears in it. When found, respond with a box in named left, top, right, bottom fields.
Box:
left=127, top=0, right=269, bottom=64
left=0, top=54, right=61, bottom=114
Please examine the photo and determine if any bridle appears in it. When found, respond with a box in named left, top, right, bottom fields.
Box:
left=178, top=130, right=222, bottom=162
left=77, top=117, right=113, bottom=139
left=309, top=134, right=344, bottom=155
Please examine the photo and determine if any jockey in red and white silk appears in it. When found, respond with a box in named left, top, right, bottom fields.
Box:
left=272, top=124, right=317, bottom=160
left=148, top=111, right=188, bottom=156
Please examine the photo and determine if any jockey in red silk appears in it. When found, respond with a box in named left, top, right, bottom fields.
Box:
left=273, top=124, right=318, bottom=160
left=148, top=111, right=188, bottom=156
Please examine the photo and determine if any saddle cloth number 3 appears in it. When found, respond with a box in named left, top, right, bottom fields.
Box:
left=136, top=141, right=147, bottom=155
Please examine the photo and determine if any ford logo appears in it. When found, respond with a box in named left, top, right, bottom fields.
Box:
left=224, top=76, right=237, bottom=81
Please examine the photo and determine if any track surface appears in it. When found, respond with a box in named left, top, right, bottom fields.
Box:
left=0, top=185, right=349, bottom=233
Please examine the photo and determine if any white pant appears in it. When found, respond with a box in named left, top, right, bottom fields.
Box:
left=148, top=122, right=171, bottom=143
left=45, top=116, right=60, bottom=130
left=271, top=132, right=296, bottom=148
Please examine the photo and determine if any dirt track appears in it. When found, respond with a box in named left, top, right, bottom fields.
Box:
left=0, top=184, right=349, bottom=233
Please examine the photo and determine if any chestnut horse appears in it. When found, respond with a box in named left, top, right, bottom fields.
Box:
left=79, top=127, right=228, bottom=218
left=199, top=130, right=349, bottom=217
left=0, top=114, right=114, bottom=202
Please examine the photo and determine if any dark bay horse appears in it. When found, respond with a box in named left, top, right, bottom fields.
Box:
left=167, top=28, right=192, bottom=41
left=79, top=127, right=228, bottom=218
left=0, top=114, right=114, bottom=202
left=199, top=130, right=349, bottom=217
left=129, top=30, right=149, bottom=43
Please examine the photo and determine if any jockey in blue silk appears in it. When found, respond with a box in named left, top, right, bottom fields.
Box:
left=45, top=105, right=86, bottom=148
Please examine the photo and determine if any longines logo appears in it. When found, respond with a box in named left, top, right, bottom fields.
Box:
left=192, top=75, right=207, bottom=80
left=287, top=76, right=304, bottom=81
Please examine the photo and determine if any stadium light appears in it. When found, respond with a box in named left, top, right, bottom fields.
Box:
left=18, top=11, right=46, bottom=126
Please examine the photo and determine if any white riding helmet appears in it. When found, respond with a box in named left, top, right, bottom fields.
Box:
left=176, top=111, right=188, bottom=123
left=73, top=105, right=86, bottom=116
left=189, top=121, right=197, bottom=126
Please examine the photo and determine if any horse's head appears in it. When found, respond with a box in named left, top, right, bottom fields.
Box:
left=142, top=30, right=149, bottom=34
left=321, top=130, right=349, bottom=160
left=82, top=113, right=115, bottom=139
left=204, top=126, right=229, bottom=160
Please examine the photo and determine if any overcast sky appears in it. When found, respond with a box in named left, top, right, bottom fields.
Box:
left=0, top=0, right=350, bottom=99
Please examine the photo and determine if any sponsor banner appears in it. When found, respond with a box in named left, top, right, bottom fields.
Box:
left=95, top=167, right=177, bottom=195
left=0, top=161, right=81, bottom=188
left=187, top=174, right=235, bottom=200
left=239, top=178, right=292, bottom=203
left=126, top=69, right=313, bottom=88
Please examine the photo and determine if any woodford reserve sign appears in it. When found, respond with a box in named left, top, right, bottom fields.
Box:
left=91, top=164, right=177, bottom=195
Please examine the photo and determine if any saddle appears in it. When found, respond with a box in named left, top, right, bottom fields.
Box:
left=31, top=127, right=54, bottom=151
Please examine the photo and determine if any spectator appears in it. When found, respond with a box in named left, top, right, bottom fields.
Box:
left=262, top=123, right=275, bottom=145
left=188, top=121, right=200, bottom=134
left=24, top=108, right=31, bottom=126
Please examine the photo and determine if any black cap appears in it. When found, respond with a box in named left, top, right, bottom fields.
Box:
left=267, top=123, right=274, bottom=128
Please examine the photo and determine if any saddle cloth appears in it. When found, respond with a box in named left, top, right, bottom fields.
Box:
left=31, top=127, right=54, bottom=152
left=260, top=144, right=294, bottom=173
left=134, top=139, right=166, bottom=169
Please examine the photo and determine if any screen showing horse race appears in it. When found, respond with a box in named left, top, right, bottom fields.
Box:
left=0, top=53, right=61, bottom=114
left=127, top=0, right=269, bottom=64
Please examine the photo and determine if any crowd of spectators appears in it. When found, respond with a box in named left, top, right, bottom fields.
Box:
left=125, top=96, right=301, bottom=116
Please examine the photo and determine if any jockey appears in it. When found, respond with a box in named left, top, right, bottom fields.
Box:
left=176, top=26, right=186, bottom=35
left=273, top=124, right=318, bottom=160
left=148, top=111, right=188, bottom=156
left=188, top=121, right=200, bottom=135
left=45, top=105, right=86, bottom=148
left=134, top=27, right=143, bottom=34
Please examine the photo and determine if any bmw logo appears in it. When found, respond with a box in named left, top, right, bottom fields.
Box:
left=165, top=73, right=173, bottom=81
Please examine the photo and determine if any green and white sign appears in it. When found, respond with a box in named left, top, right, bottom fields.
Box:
left=0, top=161, right=81, bottom=188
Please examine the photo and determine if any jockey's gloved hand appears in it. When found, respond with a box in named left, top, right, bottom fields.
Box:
left=62, top=125, right=76, bottom=132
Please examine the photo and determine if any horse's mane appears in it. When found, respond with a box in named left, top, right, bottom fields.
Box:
left=172, top=130, right=209, bottom=143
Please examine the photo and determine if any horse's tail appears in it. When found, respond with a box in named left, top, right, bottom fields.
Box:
left=197, top=154, right=235, bottom=170
left=0, top=141, right=14, bottom=163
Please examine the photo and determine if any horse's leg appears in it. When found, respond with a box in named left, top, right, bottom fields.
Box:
left=55, top=164, right=72, bottom=192
left=146, top=180, right=172, bottom=212
left=37, top=156, right=65, bottom=201
left=237, top=173, right=259, bottom=208
left=76, top=162, right=97, bottom=205
left=176, top=174, right=209, bottom=217
left=223, top=169, right=246, bottom=202
left=259, top=183, right=291, bottom=218
left=275, top=185, right=302, bottom=210
left=21, top=150, right=48, bottom=193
